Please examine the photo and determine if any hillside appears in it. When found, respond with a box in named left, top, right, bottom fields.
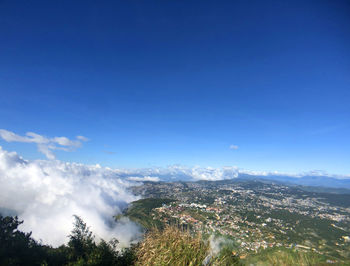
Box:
left=129, top=180, right=350, bottom=264
left=120, top=198, right=175, bottom=229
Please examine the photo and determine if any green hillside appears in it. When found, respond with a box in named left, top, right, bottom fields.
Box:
left=121, top=198, right=175, bottom=229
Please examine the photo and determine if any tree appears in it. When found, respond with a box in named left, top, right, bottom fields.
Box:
left=67, top=215, right=95, bottom=262
left=0, top=215, right=136, bottom=265
left=0, top=215, right=46, bottom=265
left=66, top=215, right=136, bottom=265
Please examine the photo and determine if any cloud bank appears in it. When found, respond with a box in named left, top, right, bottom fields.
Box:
left=110, top=164, right=350, bottom=182
left=0, top=146, right=141, bottom=247
left=0, top=129, right=88, bottom=159
left=127, top=176, right=160, bottom=182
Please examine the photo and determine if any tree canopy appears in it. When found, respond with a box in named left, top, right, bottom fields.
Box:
left=0, top=215, right=135, bottom=266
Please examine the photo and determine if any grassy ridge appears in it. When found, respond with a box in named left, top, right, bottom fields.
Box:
left=135, top=225, right=240, bottom=266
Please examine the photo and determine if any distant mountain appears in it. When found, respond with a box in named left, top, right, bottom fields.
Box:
left=238, top=173, right=350, bottom=190
left=118, top=166, right=350, bottom=191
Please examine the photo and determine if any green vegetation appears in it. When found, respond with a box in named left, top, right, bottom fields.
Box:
left=123, top=198, right=175, bottom=229
left=134, top=180, right=350, bottom=262
left=0, top=215, right=135, bottom=266
left=135, top=225, right=240, bottom=266
left=1, top=213, right=345, bottom=265
left=3, top=179, right=350, bottom=266
left=243, top=247, right=338, bottom=266
left=0, top=216, right=48, bottom=265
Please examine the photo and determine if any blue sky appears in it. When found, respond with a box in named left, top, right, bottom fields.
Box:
left=0, top=1, right=349, bottom=174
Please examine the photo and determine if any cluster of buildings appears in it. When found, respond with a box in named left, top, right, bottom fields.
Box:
left=132, top=180, right=350, bottom=260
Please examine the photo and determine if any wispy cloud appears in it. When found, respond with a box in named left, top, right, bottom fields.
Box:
left=0, top=129, right=89, bottom=159
left=77, top=135, right=89, bottom=141
left=229, top=144, right=239, bottom=150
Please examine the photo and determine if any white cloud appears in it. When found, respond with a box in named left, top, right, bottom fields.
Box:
left=190, top=166, right=239, bottom=181
left=229, top=144, right=239, bottom=150
left=76, top=136, right=89, bottom=142
left=0, top=129, right=89, bottom=159
left=52, top=136, right=81, bottom=147
left=127, top=176, right=160, bottom=182
left=0, top=146, right=141, bottom=247
left=112, top=165, right=349, bottom=182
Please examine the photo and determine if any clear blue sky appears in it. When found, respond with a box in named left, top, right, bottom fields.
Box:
left=0, top=0, right=349, bottom=174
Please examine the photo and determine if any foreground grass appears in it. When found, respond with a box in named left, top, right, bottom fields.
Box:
left=243, top=247, right=345, bottom=266
left=135, top=225, right=241, bottom=266
left=136, top=226, right=208, bottom=265
left=134, top=225, right=346, bottom=265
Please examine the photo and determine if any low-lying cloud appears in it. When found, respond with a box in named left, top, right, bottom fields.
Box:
left=109, top=164, right=349, bottom=182
left=0, top=129, right=88, bottom=159
left=0, top=146, right=142, bottom=247
left=127, top=176, right=160, bottom=182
